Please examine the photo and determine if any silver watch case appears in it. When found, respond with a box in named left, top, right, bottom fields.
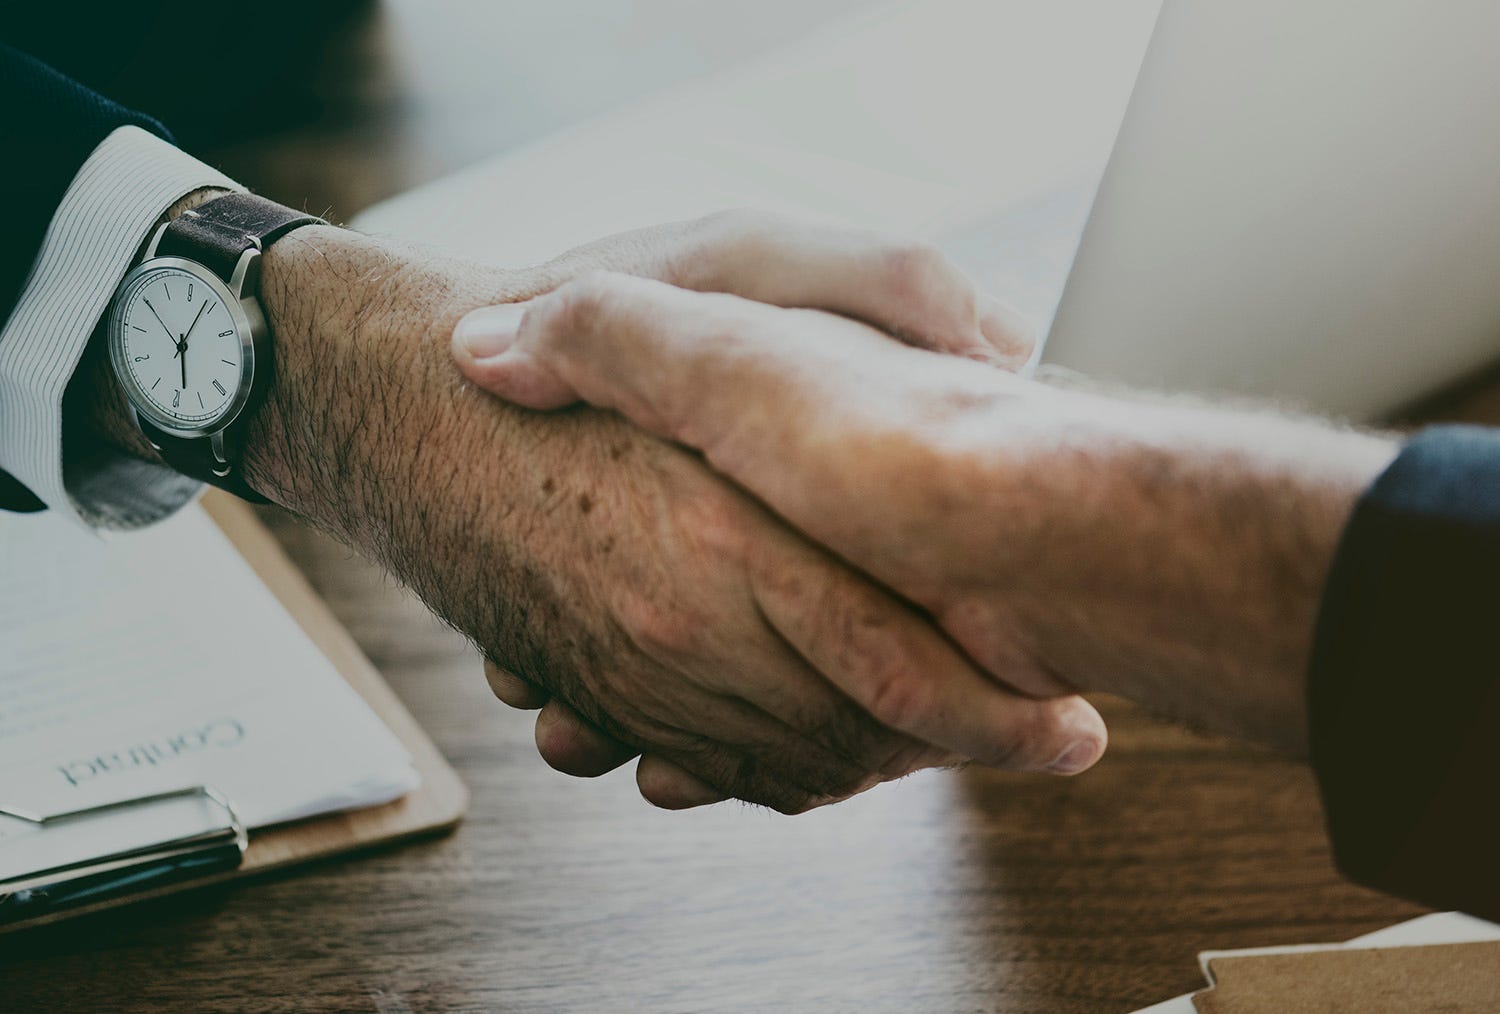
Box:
left=107, top=220, right=269, bottom=469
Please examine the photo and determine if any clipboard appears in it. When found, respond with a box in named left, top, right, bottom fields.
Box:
left=0, top=491, right=468, bottom=932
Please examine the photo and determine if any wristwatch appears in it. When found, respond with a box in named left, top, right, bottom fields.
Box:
left=105, top=193, right=325, bottom=503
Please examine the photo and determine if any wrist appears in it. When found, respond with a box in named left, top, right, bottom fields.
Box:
left=986, top=389, right=1397, bottom=753
left=240, top=226, right=499, bottom=528
left=233, top=223, right=605, bottom=621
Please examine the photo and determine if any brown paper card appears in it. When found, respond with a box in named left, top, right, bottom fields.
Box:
left=1192, top=940, right=1500, bottom=1013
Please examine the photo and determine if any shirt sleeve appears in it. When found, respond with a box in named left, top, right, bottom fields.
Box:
left=0, top=126, right=242, bottom=528
left=1307, top=424, right=1500, bottom=921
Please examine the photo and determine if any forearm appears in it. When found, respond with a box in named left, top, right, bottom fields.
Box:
left=979, top=387, right=1398, bottom=753
left=252, top=228, right=653, bottom=702
left=77, top=217, right=621, bottom=697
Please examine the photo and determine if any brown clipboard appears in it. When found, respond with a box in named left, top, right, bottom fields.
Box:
left=1, top=490, right=468, bottom=932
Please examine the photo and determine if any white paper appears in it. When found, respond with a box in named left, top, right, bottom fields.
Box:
left=0, top=793, right=231, bottom=890
left=0, top=501, right=418, bottom=881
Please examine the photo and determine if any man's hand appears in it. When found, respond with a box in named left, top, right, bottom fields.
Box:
left=449, top=214, right=1110, bottom=800
left=451, top=270, right=1400, bottom=755
left=78, top=210, right=1106, bottom=812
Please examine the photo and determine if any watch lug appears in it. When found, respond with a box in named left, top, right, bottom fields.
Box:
left=142, top=221, right=171, bottom=260
left=209, top=431, right=231, bottom=476
left=228, top=247, right=261, bottom=299
left=131, top=407, right=163, bottom=453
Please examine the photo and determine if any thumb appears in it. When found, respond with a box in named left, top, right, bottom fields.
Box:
left=448, top=274, right=769, bottom=448
left=451, top=300, right=579, bottom=410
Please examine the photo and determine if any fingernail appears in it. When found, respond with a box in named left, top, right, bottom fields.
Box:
left=1047, top=738, right=1102, bottom=775
left=454, top=302, right=528, bottom=360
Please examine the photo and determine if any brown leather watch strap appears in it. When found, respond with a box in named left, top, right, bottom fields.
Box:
left=155, top=193, right=324, bottom=281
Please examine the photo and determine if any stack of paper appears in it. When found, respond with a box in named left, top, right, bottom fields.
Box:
left=0, top=500, right=418, bottom=881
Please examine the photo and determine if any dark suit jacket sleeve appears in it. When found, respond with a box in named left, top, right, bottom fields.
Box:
left=1309, top=424, right=1500, bottom=919
left=0, top=41, right=171, bottom=512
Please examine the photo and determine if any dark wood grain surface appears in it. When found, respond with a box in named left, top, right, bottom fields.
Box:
left=0, top=520, right=1427, bottom=1012
left=7, top=3, right=1493, bottom=1009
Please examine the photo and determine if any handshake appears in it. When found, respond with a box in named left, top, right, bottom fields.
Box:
left=91, top=207, right=1396, bottom=813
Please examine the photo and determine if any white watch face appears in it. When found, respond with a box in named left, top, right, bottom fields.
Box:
left=110, top=264, right=250, bottom=431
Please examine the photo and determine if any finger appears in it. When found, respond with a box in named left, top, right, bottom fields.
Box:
left=531, top=689, right=889, bottom=802
left=648, top=738, right=832, bottom=815
left=635, top=754, right=728, bottom=810
left=620, top=690, right=891, bottom=812
left=749, top=544, right=1108, bottom=776
left=502, top=210, right=1032, bottom=365
left=484, top=658, right=551, bottom=710
left=534, top=700, right=639, bottom=777
left=698, top=593, right=934, bottom=782
left=670, top=211, right=1031, bottom=364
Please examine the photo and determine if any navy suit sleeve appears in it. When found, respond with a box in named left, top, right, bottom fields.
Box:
left=1309, top=424, right=1500, bottom=920
left=0, top=41, right=172, bottom=512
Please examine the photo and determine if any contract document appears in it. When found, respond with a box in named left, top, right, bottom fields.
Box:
left=0, top=500, right=418, bottom=885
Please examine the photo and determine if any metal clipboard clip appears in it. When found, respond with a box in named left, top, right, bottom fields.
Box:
left=0, top=785, right=248, bottom=926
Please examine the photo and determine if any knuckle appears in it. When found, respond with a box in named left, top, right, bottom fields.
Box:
left=679, top=208, right=783, bottom=290
left=882, top=240, right=960, bottom=294
left=861, top=664, right=936, bottom=734
left=615, top=592, right=702, bottom=660
left=551, top=270, right=630, bottom=336
left=674, top=483, right=755, bottom=568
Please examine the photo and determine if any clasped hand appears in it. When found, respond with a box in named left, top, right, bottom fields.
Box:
left=449, top=211, right=1108, bottom=811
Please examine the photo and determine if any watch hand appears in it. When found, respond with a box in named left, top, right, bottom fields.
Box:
left=183, top=299, right=209, bottom=342
left=180, top=335, right=188, bottom=389
left=143, top=298, right=175, bottom=343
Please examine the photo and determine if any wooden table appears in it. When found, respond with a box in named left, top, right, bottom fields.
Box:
left=10, top=4, right=1499, bottom=1008
left=0, top=506, right=1429, bottom=1010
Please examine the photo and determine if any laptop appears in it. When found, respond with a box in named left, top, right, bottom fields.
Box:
left=1043, top=0, right=1500, bottom=419
left=355, top=0, right=1500, bottom=421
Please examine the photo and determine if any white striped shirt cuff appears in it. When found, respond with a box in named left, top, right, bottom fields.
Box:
left=0, top=126, right=242, bottom=529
